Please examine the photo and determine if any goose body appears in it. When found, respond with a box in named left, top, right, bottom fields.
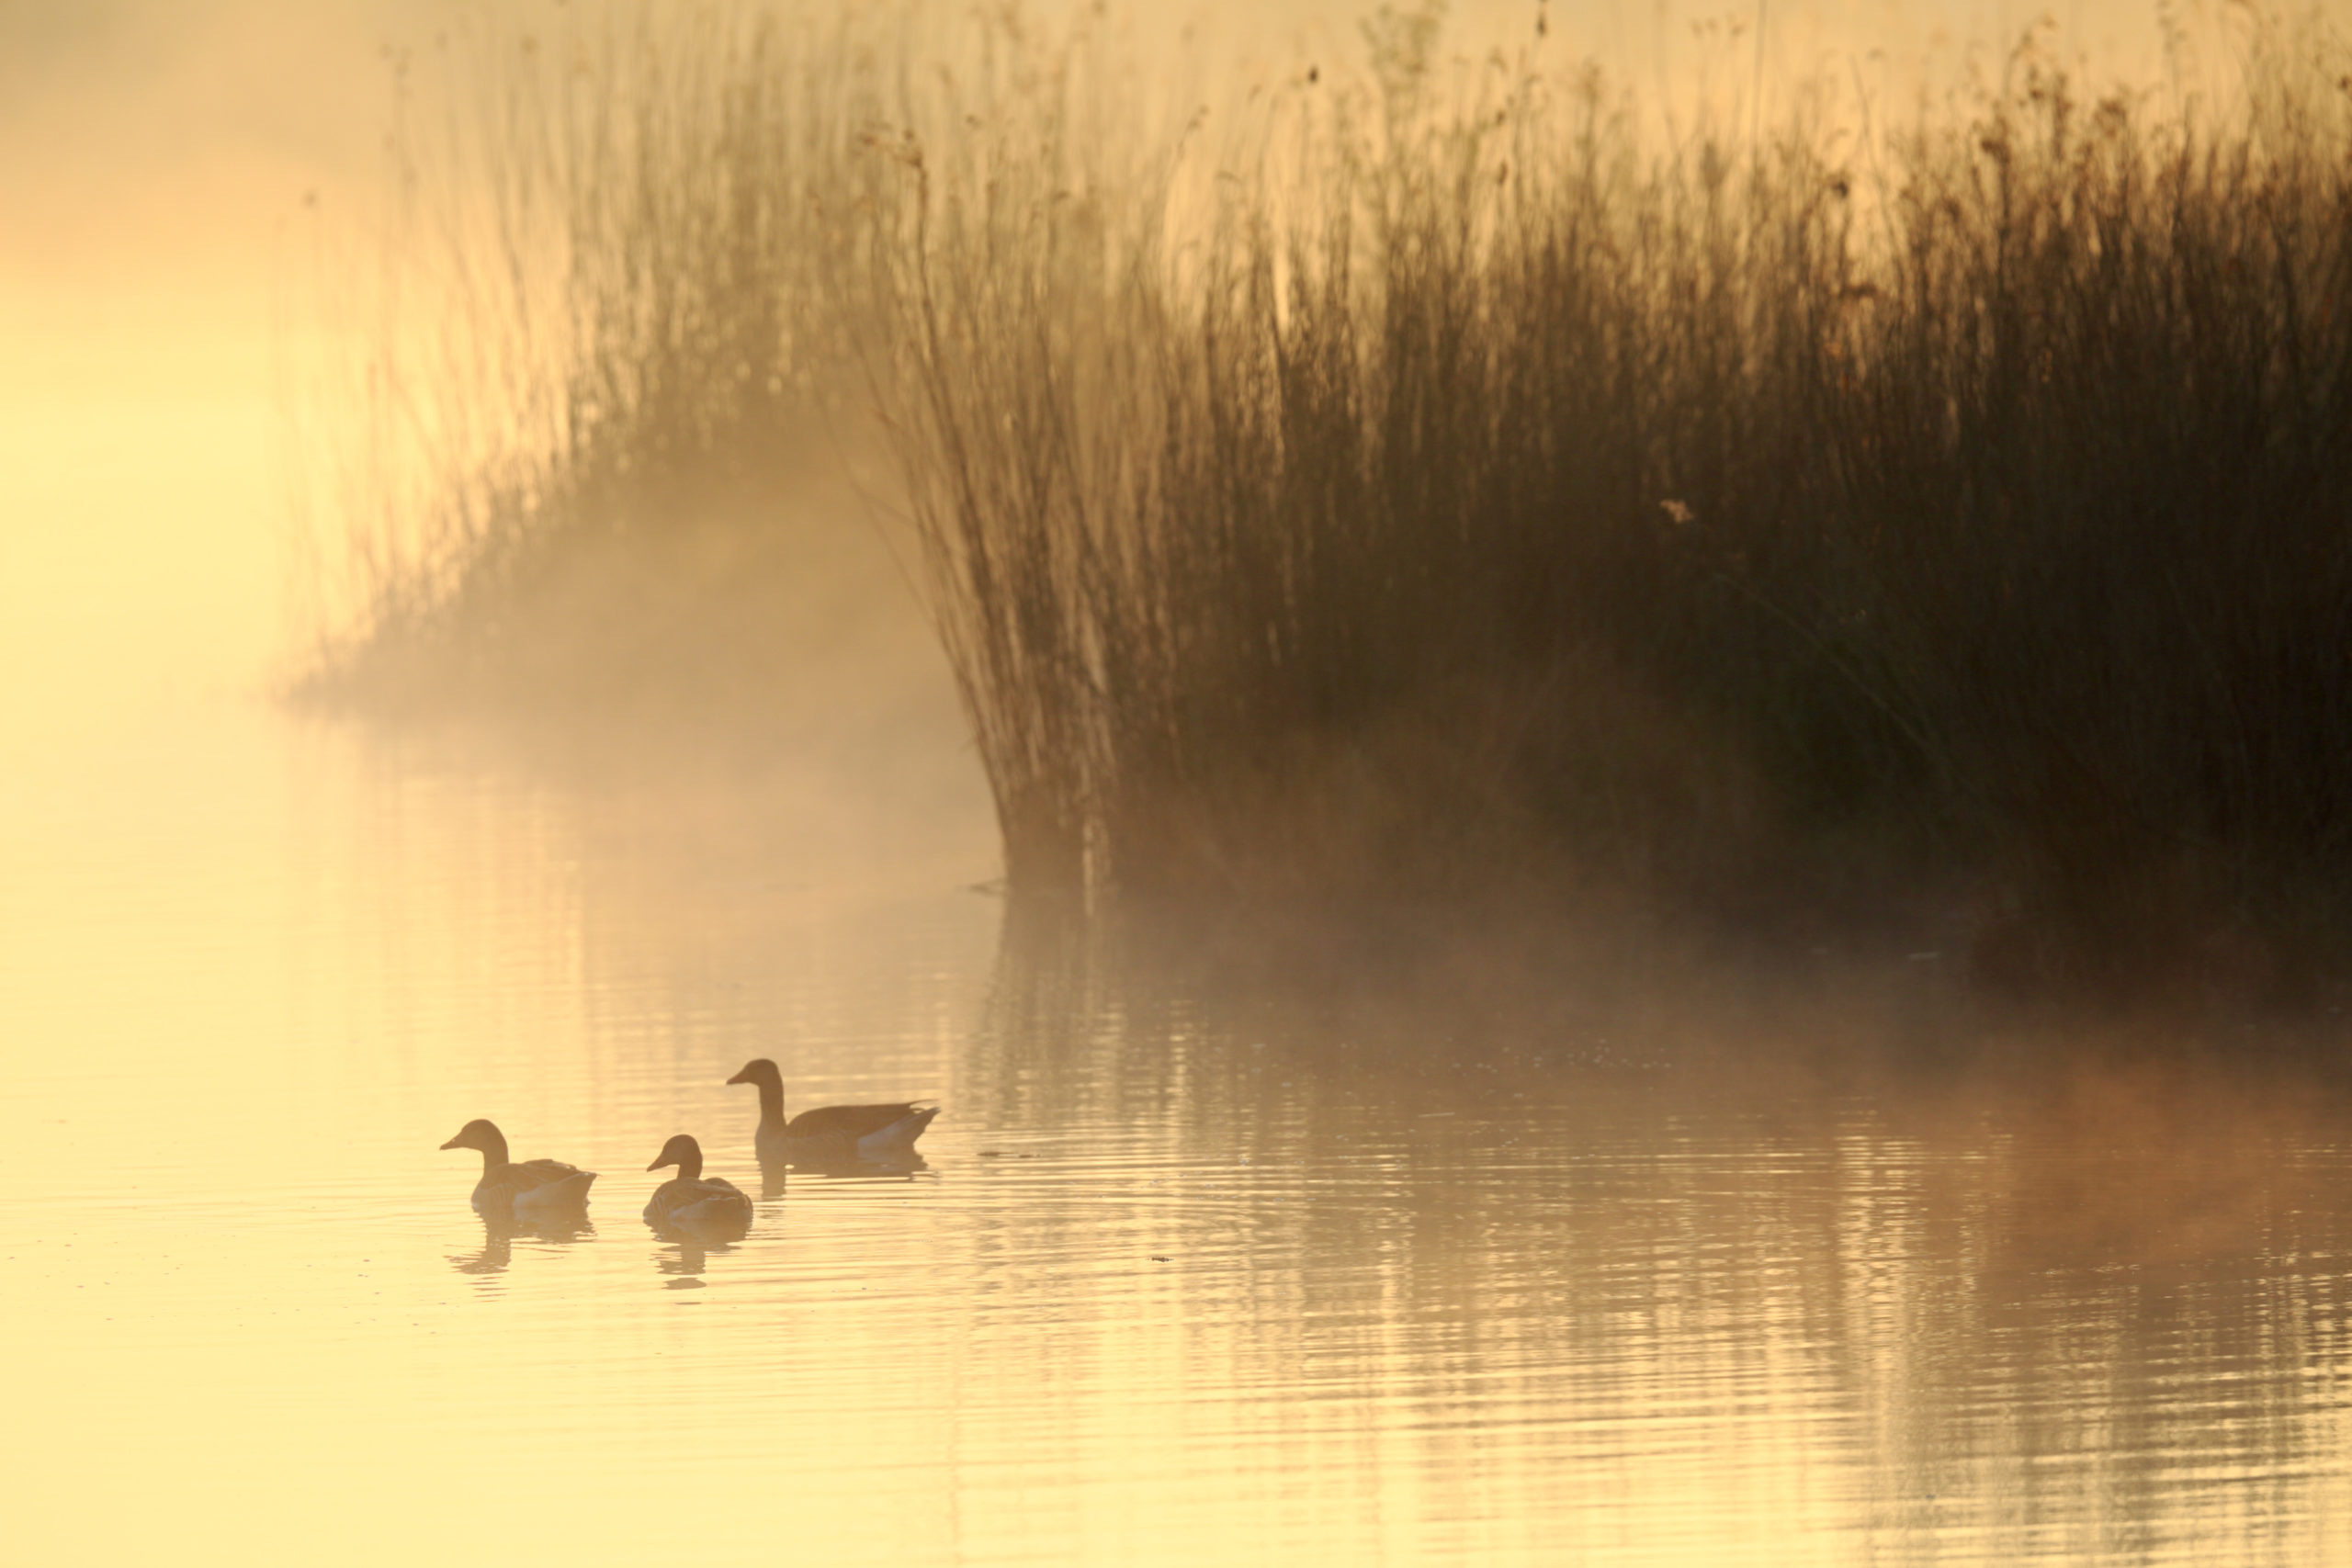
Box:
left=643, top=1134, right=754, bottom=1231
left=440, top=1119, right=596, bottom=1217
left=728, top=1057, right=939, bottom=1165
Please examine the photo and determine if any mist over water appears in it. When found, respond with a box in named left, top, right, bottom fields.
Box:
left=13, top=720, right=2352, bottom=1564
left=10, top=2, right=2352, bottom=1564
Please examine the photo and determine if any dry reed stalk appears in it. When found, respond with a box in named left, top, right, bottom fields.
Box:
left=309, top=4, right=2352, bottom=987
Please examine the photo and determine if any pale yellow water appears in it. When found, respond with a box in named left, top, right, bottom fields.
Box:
left=10, top=689, right=2352, bottom=1565
left=11, top=3, right=2352, bottom=1562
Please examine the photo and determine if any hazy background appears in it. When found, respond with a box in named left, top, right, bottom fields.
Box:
left=11, top=8, right=2351, bottom=1566
left=0, top=0, right=2218, bottom=730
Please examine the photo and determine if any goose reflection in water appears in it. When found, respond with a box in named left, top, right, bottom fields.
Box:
left=448, top=1212, right=596, bottom=1279
left=766, top=1143, right=929, bottom=1187
left=650, top=1231, right=739, bottom=1290
left=745, top=1143, right=933, bottom=1198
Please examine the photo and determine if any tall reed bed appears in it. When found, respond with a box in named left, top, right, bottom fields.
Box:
left=892, top=7, right=2352, bottom=980
left=314, top=4, right=2352, bottom=984
left=296, top=6, right=911, bottom=700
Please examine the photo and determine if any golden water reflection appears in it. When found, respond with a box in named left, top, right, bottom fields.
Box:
left=450, top=1214, right=597, bottom=1280
left=6, top=713, right=2352, bottom=1565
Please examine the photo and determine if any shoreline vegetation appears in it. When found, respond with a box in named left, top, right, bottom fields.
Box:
left=293, top=3, right=2352, bottom=1005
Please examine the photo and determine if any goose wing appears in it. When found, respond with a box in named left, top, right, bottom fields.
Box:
left=645, top=1176, right=752, bottom=1230
left=481, top=1157, right=596, bottom=1215
left=783, top=1102, right=935, bottom=1143
left=511, top=1157, right=590, bottom=1190
left=671, top=1177, right=752, bottom=1226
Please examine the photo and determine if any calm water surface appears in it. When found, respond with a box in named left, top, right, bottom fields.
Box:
left=8, top=698, right=2352, bottom=1567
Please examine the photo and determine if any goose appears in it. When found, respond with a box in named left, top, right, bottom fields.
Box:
left=439, top=1119, right=596, bottom=1217
left=643, top=1134, right=754, bottom=1231
left=726, top=1057, right=939, bottom=1166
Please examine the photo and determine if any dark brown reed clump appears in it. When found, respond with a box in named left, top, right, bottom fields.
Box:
left=889, top=9, right=2352, bottom=995
left=309, top=4, right=2352, bottom=995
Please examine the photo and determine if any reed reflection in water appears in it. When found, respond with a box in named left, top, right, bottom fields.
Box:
left=957, top=919, right=2352, bottom=1564
left=6, top=715, right=2352, bottom=1564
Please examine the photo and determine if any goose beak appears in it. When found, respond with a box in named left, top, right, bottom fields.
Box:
left=725, top=1066, right=749, bottom=1085
left=439, top=1134, right=463, bottom=1150
left=646, top=1155, right=669, bottom=1171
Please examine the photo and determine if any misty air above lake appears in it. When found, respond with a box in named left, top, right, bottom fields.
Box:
left=10, top=2, right=2352, bottom=1564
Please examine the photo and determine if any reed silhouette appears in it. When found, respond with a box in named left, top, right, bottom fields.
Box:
left=302, top=5, right=2352, bottom=994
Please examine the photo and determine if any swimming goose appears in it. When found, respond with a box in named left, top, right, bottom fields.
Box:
left=726, top=1057, right=939, bottom=1165
left=439, top=1119, right=597, bottom=1217
left=643, top=1134, right=754, bottom=1230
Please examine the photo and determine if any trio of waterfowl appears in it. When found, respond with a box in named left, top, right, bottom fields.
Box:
left=441, top=1056, right=936, bottom=1234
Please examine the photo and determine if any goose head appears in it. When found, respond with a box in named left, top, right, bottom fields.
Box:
left=440, top=1119, right=508, bottom=1161
left=725, top=1058, right=783, bottom=1091
left=647, top=1134, right=705, bottom=1181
